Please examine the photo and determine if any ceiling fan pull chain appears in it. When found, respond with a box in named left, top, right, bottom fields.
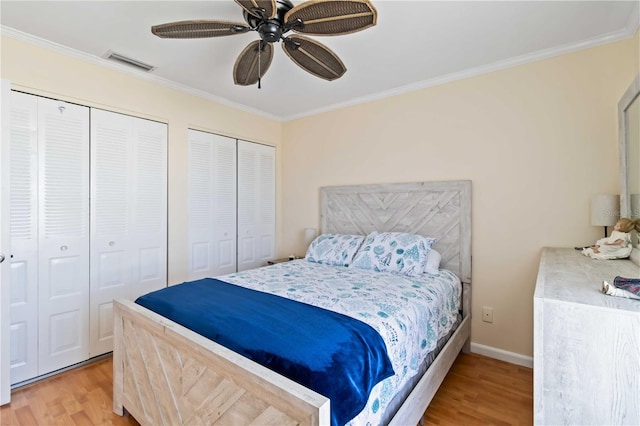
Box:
left=258, top=41, right=262, bottom=89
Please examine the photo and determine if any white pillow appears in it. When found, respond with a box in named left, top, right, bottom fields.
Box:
left=305, top=233, right=365, bottom=267
left=349, top=232, right=435, bottom=277
left=424, top=249, right=441, bottom=275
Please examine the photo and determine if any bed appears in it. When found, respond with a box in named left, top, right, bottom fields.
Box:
left=113, top=180, right=472, bottom=425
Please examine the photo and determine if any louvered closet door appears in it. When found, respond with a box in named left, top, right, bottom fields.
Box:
left=130, top=117, right=167, bottom=297
left=90, top=109, right=167, bottom=357
left=37, top=97, right=90, bottom=376
left=188, top=130, right=236, bottom=279
left=8, top=92, right=39, bottom=384
left=237, top=140, right=275, bottom=271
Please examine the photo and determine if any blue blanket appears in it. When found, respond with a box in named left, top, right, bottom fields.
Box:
left=135, top=278, right=394, bottom=426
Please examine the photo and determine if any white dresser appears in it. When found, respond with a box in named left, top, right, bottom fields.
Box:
left=534, top=247, right=640, bottom=425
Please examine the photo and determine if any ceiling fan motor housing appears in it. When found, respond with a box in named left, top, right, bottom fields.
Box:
left=243, top=0, right=294, bottom=43
left=258, top=21, right=283, bottom=42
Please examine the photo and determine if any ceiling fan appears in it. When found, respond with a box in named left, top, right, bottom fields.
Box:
left=151, top=0, right=377, bottom=87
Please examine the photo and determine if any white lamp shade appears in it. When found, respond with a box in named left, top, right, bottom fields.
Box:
left=631, top=194, right=640, bottom=219
left=304, top=227, right=317, bottom=247
left=590, top=194, right=620, bottom=226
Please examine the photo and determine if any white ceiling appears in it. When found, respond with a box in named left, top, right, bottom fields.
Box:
left=1, top=1, right=638, bottom=121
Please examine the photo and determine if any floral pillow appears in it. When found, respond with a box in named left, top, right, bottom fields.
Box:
left=350, top=232, right=435, bottom=277
left=305, top=234, right=365, bottom=267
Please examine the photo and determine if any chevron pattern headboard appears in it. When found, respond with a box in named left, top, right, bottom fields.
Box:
left=320, top=180, right=471, bottom=284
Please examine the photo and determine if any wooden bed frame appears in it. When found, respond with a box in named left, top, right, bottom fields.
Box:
left=113, top=180, right=472, bottom=425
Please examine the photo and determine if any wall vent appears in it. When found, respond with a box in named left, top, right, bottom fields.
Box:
left=104, top=51, right=155, bottom=72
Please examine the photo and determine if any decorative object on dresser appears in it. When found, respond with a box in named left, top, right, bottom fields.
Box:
left=534, top=248, right=640, bottom=424
left=581, top=217, right=638, bottom=260
left=590, top=194, right=620, bottom=238
left=602, top=276, right=640, bottom=300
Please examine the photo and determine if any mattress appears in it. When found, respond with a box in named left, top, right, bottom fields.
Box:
left=220, top=259, right=462, bottom=425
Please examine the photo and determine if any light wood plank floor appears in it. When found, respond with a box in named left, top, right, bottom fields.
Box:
left=1, top=352, right=532, bottom=425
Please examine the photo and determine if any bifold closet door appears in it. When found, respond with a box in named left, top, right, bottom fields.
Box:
left=90, top=109, right=167, bottom=357
left=9, top=91, right=91, bottom=382
left=237, top=140, right=275, bottom=271
left=8, top=92, right=39, bottom=384
left=188, top=130, right=237, bottom=279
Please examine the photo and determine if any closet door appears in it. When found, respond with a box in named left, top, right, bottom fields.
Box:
left=188, top=130, right=236, bottom=279
left=8, top=92, right=39, bottom=384
left=37, top=97, right=90, bottom=376
left=237, top=140, right=275, bottom=271
left=1, top=80, right=10, bottom=403
left=130, top=118, right=167, bottom=297
left=90, top=109, right=167, bottom=357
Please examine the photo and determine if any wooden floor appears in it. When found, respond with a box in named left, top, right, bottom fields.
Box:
left=0, top=352, right=532, bottom=425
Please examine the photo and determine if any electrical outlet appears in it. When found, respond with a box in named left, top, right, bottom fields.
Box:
left=482, top=306, right=493, bottom=323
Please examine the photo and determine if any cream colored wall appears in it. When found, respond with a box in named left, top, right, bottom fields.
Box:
left=0, top=35, right=283, bottom=286
left=281, top=36, right=639, bottom=358
left=2, top=29, right=638, bottom=359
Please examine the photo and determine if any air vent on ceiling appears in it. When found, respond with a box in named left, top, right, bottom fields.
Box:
left=103, top=50, right=155, bottom=72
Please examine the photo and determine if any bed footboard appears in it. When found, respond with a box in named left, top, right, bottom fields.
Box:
left=113, top=299, right=330, bottom=425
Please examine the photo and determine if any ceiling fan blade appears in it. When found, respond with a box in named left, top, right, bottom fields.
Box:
left=152, top=20, right=250, bottom=38
left=233, top=40, right=274, bottom=86
left=285, top=0, right=377, bottom=36
left=234, top=0, right=277, bottom=19
left=282, top=36, right=346, bottom=81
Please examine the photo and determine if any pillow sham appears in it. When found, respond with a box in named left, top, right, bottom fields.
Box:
left=305, top=233, right=365, bottom=267
left=424, top=249, right=442, bottom=275
left=349, top=232, right=435, bottom=277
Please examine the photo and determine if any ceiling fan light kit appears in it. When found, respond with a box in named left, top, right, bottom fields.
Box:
left=151, top=0, right=377, bottom=87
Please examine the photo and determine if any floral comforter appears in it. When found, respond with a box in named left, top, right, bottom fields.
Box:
left=220, top=259, right=461, bottom=425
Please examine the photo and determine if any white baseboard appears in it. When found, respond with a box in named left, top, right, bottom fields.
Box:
left=470, top=342, right=533, bottom=368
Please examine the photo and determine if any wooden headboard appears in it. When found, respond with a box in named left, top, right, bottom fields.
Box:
left=320, top=180, right=471, bottom=284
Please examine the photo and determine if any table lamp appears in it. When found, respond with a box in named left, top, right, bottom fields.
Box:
left=590, top=194, right=620, bottom=237
left=304, top=228, right=317, bottom=248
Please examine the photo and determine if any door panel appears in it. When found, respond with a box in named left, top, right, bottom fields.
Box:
left=237, top=141, right=275, bottom=271
left=218, top=239, right=234, bottom=268
left=188, top=131, right=214, bottom=280
left=130, top=118, right=167, bottom=299
left=0, top=79, right=9, bottom=404
left=37, top=97, right=90, bottom=375
left=188, top=130, right=236, bottom=278
left=90, top=110, right=166, bottom=356
left=191, top=242, right=211, bottom=274
left=9, top=322, right=28, bottom=373
left=9, top=259, right=37, bottom=383
left=98, top=250, right=127, bottom=288
left=96, top=302, right=114, bottom=348
left=8, top=92, right=39, bottom=385
left=90, top=109, right=131, bottom=357
left=213, top=137, right=237, bottom=275
left=237, top=145, right=257, bottom=270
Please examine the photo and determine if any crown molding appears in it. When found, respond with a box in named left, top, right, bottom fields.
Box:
left=625, top=0, right=640, bottom=36
left=283, top=23, right=639, bottom=121
left=0, top=26, right=283, bottom=122
left=2, top=18, right=636, bottom=123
